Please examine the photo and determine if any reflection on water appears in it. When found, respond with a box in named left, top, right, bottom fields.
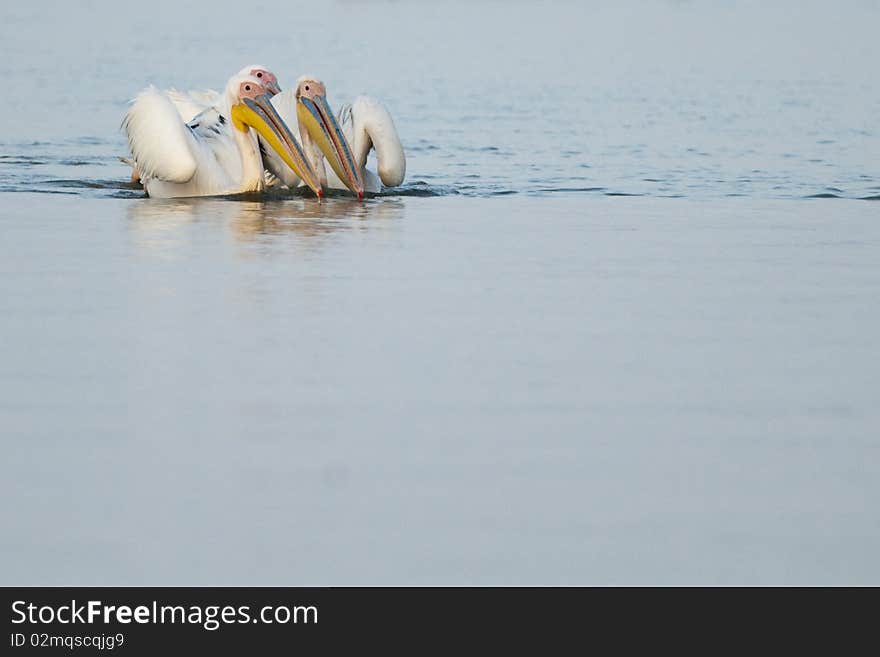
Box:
left=229, top=197, right=403, bottom=239
left=126, top=197, right=405, bottom=257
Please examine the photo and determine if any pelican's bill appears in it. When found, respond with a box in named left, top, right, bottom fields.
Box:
left=297, top=95, right=365, bottom=198
left=231, top=95, right=324, bottom=197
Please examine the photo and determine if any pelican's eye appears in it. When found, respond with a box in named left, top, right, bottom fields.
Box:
left=304, top=85, right=310, bottom=92
left=240, top=81, right=264, bottom=99
left=256, top=72, right=263, bottom=78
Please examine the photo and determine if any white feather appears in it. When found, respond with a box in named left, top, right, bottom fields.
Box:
left=122, top=87, right=198, bottom=183
left=164, top=88, right=221, bottom=123
left=341, top=96, right=406, bottom=188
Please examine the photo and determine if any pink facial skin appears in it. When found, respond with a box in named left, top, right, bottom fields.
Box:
left=249, top=68, right=281, bottom=96
left=238, top=79, right=273, bottom=100
left=295, top=78, right=326, bottom=101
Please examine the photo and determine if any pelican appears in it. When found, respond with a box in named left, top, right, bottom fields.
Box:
left=123, top=70, right=321, bottom=198
left=264, top=76, right=406, bottom=195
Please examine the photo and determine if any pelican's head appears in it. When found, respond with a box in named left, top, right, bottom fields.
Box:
left=295, top=76, right=365, bottom=199
left=226, top=73, right=323, bottom=197
left=235, top=65, right=282, bottom=96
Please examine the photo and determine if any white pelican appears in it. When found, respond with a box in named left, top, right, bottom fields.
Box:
left=123, top=70, right=321, bottom=198
left=264, top=76, right=406, bottom=195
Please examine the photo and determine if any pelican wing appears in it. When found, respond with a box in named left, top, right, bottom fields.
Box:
left=123, top=87, right=199, bottom=183
left=339, top=96, right=405, bottom=187
left=186, top=107, right=226, bottom=139
left=164, top=88, right=220, bottom=123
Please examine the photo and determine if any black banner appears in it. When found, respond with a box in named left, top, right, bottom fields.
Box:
left=1, top=587, right=873, bottom=653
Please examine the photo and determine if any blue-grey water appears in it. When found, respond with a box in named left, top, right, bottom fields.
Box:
left=1, top=0, right=878, bottom=584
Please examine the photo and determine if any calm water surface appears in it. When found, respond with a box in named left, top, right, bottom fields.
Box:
left=1, top=1, right=878, bottom=584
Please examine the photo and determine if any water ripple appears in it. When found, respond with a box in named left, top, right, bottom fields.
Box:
left=1, top=139, right=878, bottom=202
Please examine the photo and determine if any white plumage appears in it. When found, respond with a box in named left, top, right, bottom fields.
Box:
left=339, top=95, right=406, bottom=189
left=155, top=75, right=406, bottom=195
left=124, top=86, right=200, bottom=184
left=123, top=71, right=313, bottom=199
left=164, top=88, right=221, bottom=123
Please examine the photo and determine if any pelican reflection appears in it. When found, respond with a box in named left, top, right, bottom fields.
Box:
left=127, top=196, right=404, bottom=257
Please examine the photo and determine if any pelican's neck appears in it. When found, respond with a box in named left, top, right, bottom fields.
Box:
left=238, top=129, right=265, bottom=191
left=299, top=122, right=327, bottom=187
left=225, top=97, right=265, bottom=192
